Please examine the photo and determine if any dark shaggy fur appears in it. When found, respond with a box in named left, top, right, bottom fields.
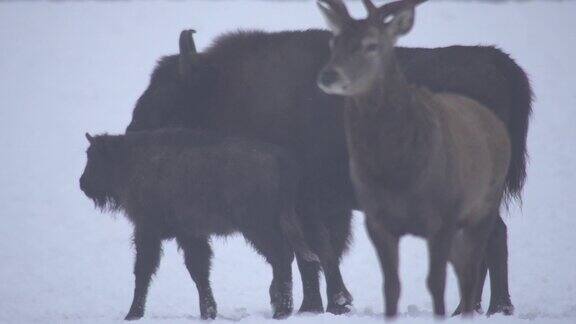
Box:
left=79, top=129, right=319, bottom=320
left=126, top=28, right=531, bottom=315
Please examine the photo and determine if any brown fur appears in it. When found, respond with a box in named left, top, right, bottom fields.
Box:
left=318, top=0, right=511, bottom=317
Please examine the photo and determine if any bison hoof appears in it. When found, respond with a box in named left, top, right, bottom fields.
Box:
left=124, top=311, right=143, bottom=321
left=273, top=308, right=292, bottom=319
left=326, top=303, right=352, bottom=315
left=272, top=298, right=293, bottom=319
left=488, top=303, right=514, bottom=316
left=270, top=281, right=293, bottom=319
left=200, top=305, right=217, bottom=320
left=200, top=307, right=217, bottom=320
left=452, top=302, right=483, bottom=317
left=298, top=293, right=323, bottom=314
left=326, top=291, right=352, bottom=315
left=199, top=295, right=217, bottom=320
left=298, top=303, right=324, bottom=314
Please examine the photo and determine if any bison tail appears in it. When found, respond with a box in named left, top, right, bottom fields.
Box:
left=497, top=51, right=534, bottom=203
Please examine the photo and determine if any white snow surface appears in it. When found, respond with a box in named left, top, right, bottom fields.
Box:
left=1, top=1, right=575, bottom=323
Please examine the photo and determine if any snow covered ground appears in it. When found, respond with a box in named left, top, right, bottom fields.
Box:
left=1, top=1, right=575, bottom=323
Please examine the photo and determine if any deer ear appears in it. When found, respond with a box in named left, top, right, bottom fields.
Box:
left=317, top=0, right=351, bottom=35
left=387, top=7, right=415, bottom=37
left=85, top=132, right=94, bottom=143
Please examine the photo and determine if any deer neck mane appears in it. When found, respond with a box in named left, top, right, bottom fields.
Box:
left=353, top=54, right=411, bottom=111
left=345, top=53, right=435, bottom=188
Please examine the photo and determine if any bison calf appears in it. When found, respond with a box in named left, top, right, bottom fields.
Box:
left=79, top=128, right=318, bottom=320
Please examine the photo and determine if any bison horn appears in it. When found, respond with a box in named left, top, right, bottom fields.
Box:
left=179, top=29, right=198, bottom=79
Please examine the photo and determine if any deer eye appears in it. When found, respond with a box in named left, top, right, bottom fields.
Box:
left=364, top=43, right=378, bottom=53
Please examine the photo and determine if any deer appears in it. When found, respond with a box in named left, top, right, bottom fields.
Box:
left=317, top=0, right=512, bottom=317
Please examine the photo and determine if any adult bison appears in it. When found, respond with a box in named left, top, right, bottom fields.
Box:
left=126, top=21, right=531, bottom=315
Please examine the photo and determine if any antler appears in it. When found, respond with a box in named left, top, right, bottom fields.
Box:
left=362, top=0, right=378, bottom=16
left=378, top=0, right=428, bottom=17
left=317, top=0, right=352, bottom=20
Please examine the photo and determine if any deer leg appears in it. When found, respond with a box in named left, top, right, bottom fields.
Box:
left=125, top=229, right=162, bottom=321
left=176, top=235, right=217, bottom=320
left=486, top=216, right=514, bottom=316
left=451, top=215, right=495, bottom=317
left=476, top=258, right=488, bottom=312
left=451, top=237, right=480, bottom=317
left=452, top=247, right=488, bottom=316
left=366, top=218, right=400, bottom=318
left=427, top=225, right=455, bottom=318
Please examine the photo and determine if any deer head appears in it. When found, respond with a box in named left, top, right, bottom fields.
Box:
left=317, top=0, right=427, bottom=96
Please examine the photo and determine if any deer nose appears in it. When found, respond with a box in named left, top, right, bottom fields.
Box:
left=319, top=69, right=341, bottom=87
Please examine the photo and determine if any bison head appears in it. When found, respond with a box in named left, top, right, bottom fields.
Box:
left=80, top=133, right=122, bottom=211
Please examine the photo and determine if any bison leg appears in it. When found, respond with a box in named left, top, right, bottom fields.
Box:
left=295, top=255, right=323, bottom=313
left=243, top=227, right=295, bottom=319
left=366, top=218, right=400, bottom=318
left=264, top=232, right=295, bottom=319
left=125, top=229, right=162, bottom=321
left=486, top=216, right=514, bottom=316
left=315, top=222, right=352, bottom=315
left=176, top=235, right=217, bottom=320
left=269, top=259, right=294, bottom=319
left=323, top=207, right=353, bottom=314
left=296, top=204, right=352, bottom=315
left=294, top=214, right=324, bottom=314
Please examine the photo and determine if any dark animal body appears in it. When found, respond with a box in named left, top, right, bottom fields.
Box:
left=79, top=129, right=319, bottom=320
left=126, top=25, right=531, bottom=315
left=318, top=0, right=513, bottom=317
